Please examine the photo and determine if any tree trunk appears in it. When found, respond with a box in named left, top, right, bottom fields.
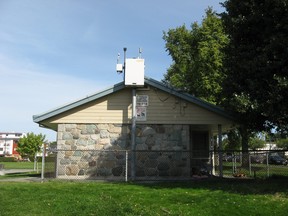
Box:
left=240, top=126, right=249, bottom=152
left=239, top=126, right=249, bottom=167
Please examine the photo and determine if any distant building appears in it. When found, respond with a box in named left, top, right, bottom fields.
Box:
left=0, top=132, right=26, bottom=157
left=259, top=143, right=277, bottom=151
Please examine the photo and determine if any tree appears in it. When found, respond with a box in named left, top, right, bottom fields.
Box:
left=222, top=129, right=241, bottom=150
left=17, top=132, right=46, bottom=160
left=162, top=7, right=252, bottom=153
left=221, top=0, right=288, bottom=136
left=276, top=139, right=288, bottom=150
left=163, top=7, right=228, bottom=104
left=248, top=136, right=266, bottom=150
left=223, top=130, right=266, bottom=150
left=163, top=7, right=253, bottom=154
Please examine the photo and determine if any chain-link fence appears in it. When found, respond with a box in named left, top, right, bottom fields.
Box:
left=214, top=150, right=288, bottom=178
left=42, top=149, right=288, bottom=181
left=43, top=153, right=57, bottom=178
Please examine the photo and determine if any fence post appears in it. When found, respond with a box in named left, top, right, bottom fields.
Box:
left=232, top=153, right=237, bottom=174
left=266, top=152, right=269, bottom=178
left=210, top=138, right=215, bottom=176
left=125, top=150, right=128, bottom=182
left=41, top=143, right=46, bottom=181
left=249, top=153, right=252, bottom=176
left=34, top=155, right=37, bottom=172
left=218, top=124, right=223, bottom=177
left=131, top=89, right=137, bottom=180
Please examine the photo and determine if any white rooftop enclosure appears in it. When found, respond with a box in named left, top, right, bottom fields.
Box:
left=124, top=58, right=145, bottom=86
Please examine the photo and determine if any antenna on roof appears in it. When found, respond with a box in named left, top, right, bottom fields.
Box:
left=116, top=47, right=144, bottom=86
left=116, top=48, right=125, bottom=74
left=123, top=47, right=127, bottom=74
left=117, top=53, right=120, bottom=64
left=138, top=48, right=142, bottom=58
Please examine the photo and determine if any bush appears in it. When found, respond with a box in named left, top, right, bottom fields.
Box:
left=276, top=139, right=288, bottom=149
left=0, top=157, right=16, bottom=162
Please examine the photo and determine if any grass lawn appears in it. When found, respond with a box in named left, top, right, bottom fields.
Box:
left=0, top=161, right=41, bottom=169
left=0, top=179, right=288, bottom=216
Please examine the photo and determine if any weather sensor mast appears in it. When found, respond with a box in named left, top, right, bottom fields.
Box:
left=116, top=47, right=145, bottom=87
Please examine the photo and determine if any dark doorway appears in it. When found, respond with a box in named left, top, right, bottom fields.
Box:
left=190, top=130, right=209, bottom=175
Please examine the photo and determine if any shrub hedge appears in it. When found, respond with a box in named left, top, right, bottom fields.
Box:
left=0, top=157, right=16, bottom=162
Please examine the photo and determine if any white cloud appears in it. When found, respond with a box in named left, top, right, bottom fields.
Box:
left=0, top=54, right=114, bottom=141
left=0, top=0, right=225, bottom=141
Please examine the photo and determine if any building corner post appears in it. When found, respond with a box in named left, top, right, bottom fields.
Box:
left=131, top=88, right=137, bottom=180
left=218, top=124, right=223, bottom=178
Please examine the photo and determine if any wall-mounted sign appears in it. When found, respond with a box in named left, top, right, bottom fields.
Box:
left=136, top=95, right=148, bottom=106
left=136, top=107, right=147, bottom=121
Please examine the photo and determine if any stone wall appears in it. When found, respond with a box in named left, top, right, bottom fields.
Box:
left=56, top=123, right=191, bottom=179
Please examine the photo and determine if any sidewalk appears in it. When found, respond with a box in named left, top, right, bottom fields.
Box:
left=0, top=169, right=42, bottom=182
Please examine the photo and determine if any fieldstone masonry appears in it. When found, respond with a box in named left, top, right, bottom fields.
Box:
left=56, top=123, right=191, bottom=179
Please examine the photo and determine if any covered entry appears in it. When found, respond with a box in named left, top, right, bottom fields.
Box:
left=190, top=129, right=210, bottom=176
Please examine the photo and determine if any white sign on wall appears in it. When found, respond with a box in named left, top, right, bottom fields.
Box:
left=136, top=95, right=148, bottom=121
left=136, top=107, right=147, bottom=121
left=136, top=95, right=148, bottom=106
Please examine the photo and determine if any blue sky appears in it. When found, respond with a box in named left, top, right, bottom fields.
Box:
left=0, top=0, right=224, bottom=141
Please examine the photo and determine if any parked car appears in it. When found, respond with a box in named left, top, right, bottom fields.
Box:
left=263, top=154, right=288, bottom=165
left=264, top=155, right=288, bottom=165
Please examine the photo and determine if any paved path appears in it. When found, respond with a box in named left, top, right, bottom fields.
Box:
left=0, top=169, right=42, bottom=182
left=2, top=169, right=34, bottom=174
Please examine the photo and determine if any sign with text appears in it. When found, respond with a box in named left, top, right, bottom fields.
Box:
left=136, top=95, right=148, bottom=106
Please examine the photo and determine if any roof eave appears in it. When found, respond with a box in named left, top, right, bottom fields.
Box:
left=33, top=77, right=235, bottom=125
left=144, top=77, right=235, bottom=121
left=33, top=81, right=126, bottom=123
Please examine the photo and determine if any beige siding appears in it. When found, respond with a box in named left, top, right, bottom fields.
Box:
left=50, top=88, right=132, bottom=124
left=48, top=87, right=232, bottom=126
left=138, top=88, right=232, bottom=125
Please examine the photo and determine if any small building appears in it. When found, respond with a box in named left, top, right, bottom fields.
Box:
left=33, top=77, right=235, bottom=180
left=0, top=132, right=25, bottom=158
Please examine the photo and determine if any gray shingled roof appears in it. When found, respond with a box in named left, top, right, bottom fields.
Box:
left=33, top=77, right=234, bottom=124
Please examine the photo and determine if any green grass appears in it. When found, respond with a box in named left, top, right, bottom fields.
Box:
left=0, top=161, right=41, bottom=169
left=0, top=179, right=288, bottom=215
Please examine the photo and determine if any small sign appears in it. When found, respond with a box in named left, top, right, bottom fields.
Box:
left=136, top=95, right=148, bottom=106
left=136, top=107, right=147, bottom=121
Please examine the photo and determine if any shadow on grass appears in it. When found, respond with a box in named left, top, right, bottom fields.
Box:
left=0, top=172, right=41, bottom=179
left=131, top=176, right=288, bottom=196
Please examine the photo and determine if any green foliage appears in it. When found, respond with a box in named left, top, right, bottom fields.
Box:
left=268, top=131, right=288, bottom=142
left=276, top=139, right=288, bottom=149
left=223, top=130, right=267, bottom=151
left=17, top=132, right=46, bottom=160
left=221, top=0, right=288, bottom=133
left=248, top=136, right=266, bottom=150
left=223, top=129, right=241, bottom=150
left=0, top=157, right=15, bottom=162
left=0, top=162, right=36, bottom=169
left=163, top=8, right=228, bottom=104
